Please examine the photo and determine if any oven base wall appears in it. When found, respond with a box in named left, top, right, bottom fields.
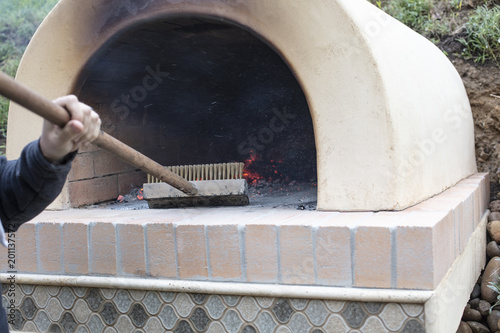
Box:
left=0, top=173, right=490, bottom=332
left=0, top=213, right=486, bottom=333
left=2, top=174, right=487, bottom=290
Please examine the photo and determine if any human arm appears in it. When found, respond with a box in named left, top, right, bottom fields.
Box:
left=0, top=140, right=73, bottom=232
left=0, top=95, right=100, bottom=232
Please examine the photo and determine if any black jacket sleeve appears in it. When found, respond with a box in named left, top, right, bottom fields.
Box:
left=0, top=140, right=75, bottom=232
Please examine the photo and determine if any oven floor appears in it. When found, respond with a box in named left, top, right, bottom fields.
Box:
left=88, top=182, right=317, bottom=211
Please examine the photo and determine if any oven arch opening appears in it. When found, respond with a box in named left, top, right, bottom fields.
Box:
left=71, top=17, right=318, bottom=207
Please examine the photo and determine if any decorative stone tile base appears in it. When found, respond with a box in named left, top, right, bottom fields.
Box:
left=2, top=284, right=425, bottom=332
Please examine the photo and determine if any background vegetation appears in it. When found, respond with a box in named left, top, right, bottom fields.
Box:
left=0, top=0, right=58, bottom=152
left=0, top=0, right=499, bottom=155
left=372, top=0, right=500, bottom=62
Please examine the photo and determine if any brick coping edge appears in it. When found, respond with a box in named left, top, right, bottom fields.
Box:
left=0, top=272, right=433, bottom=303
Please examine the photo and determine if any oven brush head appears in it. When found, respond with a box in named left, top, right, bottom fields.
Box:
left=143, top=162, right=249, bottom=208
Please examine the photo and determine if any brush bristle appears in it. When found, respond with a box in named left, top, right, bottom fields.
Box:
left=147, top=162, right=245, bottom=183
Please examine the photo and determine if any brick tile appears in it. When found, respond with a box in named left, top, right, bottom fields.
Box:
left=280, top=225, right=314, bottom=284
left=68, top=175, right=118, bottom=207
left=468, top=173, right=487, bottom=179
left=473, top=186, right=482, bottom=227
left=146, top=223, right=177, bottom=278
left=407, top=196, right=460, bottom=212
left=118, top=171, right=147, bottom=195
left=15, top=223, right=37, bottom=273
left=396, top=226, right=433, bottom=289
left=38, top=223, right=63, bottom=273
left=453, top=204, right=463, bottom=257
left=484, top=173, right=491, bottom=210
left=459, top=178, right=481, bottom=185
left=176, top=225, right=207, bottom=279
left=63, top=222, right=89, bottom=274
left=245, top=225, right=278, bottom=283
left=433, top=211, right=455, bottom=287
left=358, top=212, right=410, bottom=227
left=254, top=211, right=307, bottom=225
left=459, top=184, right=482, bottom=227
left=93, top=150, right=136, bottom=177
left=437, top=186, right=474, bottom=200
left=398, top=211, right=450, bottom=227
left=117, top=224, right=145, bottom=276
left=90, top=222, right=116, bottom=275
left=479, top=179, right=488, bottom=216
left=354, top=226, right=391, bottom=288
left=321, top=212, right=374, bottom=226
left=460, top=194, right=474, bottom=252
left=207, top=225, right=242, bottom=280
left=68, top=153, right=94, bottom=181
left=316, top=226, right=351, bottom=286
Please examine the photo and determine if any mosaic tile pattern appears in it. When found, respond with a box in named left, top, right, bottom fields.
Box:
left=2, top=284, right=425, bottom=332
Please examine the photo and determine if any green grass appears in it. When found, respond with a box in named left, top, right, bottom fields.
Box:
left=458, top=4, right=500, bottom=65
left=385, top=0, right=433, bottom=31
left=369, top=0, right=500, bottom=66
left=0, top=0, right=59, bottom=140
left=371, top=0, right=456, bottom=43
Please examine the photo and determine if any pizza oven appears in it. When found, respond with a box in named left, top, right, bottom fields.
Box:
left=1, top=2, right=488, bottom=333
left=6, top=0, right=477, bottom=211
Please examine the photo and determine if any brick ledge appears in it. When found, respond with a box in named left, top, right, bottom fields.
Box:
left=0, top=273, right=433, bottom=304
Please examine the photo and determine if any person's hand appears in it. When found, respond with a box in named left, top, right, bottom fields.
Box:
left=39, top=95, right=101, bottom=164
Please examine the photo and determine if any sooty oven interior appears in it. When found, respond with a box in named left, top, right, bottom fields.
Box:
left=72, top=17, right=318, bottom=208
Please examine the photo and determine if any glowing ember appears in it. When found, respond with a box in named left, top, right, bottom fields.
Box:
left=137, top=188, right=144, bottom=200
left=116, top=188, right=144, bottom=203
left=243, top=153, right=264, bottom=184
left=242, top=155, right=288, bottom=185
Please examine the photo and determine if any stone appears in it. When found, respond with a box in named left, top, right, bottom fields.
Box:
left=471, top=284, right=482, bottom=299
left=457, top=321, right=473, bottom=333
left=488, top=222, right=500, bottom=243
left=490, top=212, right=500, bottom=222
left=487, top=310, right=500, bottom=332
left=467, top=321, right=490, bottom=333
left=478, top=300, right=492, bottom=316
left=462, top=305, right=482, bottom=322
left=272, top=299, right=294, bottom=324
left=490, top=201, right=500, bottom=212
left=481, top=256, right=500, bottom=302
left=190, top=308, right=211, bottom=331
left=130, top=304, right=148, bottom=328
left=488, top=242, right=500, bottom=258
left=469, top=298, right=480, bottom=309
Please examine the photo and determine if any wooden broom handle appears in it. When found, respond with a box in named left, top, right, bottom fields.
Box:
left=0, top=71, right=198, bottom=196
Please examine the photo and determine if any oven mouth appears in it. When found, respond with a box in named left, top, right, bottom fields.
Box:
left=72, top=16, right=318, bottom=208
